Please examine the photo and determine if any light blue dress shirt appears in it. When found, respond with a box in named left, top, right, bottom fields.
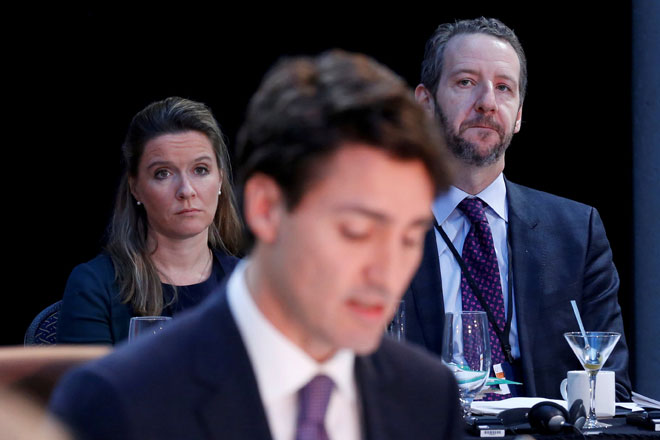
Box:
left=432, top=173, right=520, bottom=359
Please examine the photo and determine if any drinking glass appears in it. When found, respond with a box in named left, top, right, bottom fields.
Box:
left=442, top=311, right=491, bottom=420
left=564, top=331, right=620, bottom=429
left=128, top=316, right=172, bottom=343
left=386, top=300, right=406, bottom=341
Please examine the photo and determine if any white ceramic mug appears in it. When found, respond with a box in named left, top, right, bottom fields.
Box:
left=560, top=370, right=616, bottom=417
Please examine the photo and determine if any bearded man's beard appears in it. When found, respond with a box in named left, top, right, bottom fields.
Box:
left=434, top=100, right=514, bottom=167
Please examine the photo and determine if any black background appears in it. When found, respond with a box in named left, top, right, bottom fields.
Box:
left=6, top=3, right=634, bottom=383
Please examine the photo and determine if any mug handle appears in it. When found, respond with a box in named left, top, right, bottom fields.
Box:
left=560, top=378, right=568, bottom=400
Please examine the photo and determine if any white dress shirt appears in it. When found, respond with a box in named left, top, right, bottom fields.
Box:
left=432, top=173, right=520, bottom=359
left=227, top=260, right=361, bottom=440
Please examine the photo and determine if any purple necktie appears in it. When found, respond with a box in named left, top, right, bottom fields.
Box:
left=458, top=198, right=509, bottom=400
left=295, top=375, right=334, bottom=440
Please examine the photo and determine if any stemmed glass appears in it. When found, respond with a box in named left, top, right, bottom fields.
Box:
left=564, top=331, right=620, bottom=429
left=386, top=300, right=406, bottom=341
left=128, top=316, right=172, bottom=343
left=442, top=311, right=491, bottom=421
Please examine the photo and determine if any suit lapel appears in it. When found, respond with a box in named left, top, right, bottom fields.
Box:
left=354, top=351, right=407, bottom=440
left=409, top=228, right=446, bottom=355
left=505, top=179, right=544, bottom=396
left=192, top=289, right=274, bottom=440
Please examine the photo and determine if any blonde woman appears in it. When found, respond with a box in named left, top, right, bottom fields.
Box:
left=57, top=97, right=242, bottom=344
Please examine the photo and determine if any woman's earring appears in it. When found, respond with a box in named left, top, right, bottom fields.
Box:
left=136, top=201, right=142, bottom=206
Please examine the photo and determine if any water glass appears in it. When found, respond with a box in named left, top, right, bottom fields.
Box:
left=128, top=316, right=172, bottom=343
left=442, top=311, right=491, bottom=420
left=386, top=300, right=406, bottom=341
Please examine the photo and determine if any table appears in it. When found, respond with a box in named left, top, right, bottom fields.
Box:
left=0, top=345, right=110, bottom=405
left=464, top=416, right=660, bottom=439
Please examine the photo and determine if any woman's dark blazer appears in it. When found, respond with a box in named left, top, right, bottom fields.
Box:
left=56, top=250, right=238, bottom=345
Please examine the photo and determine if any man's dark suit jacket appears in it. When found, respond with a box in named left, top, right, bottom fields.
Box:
left=404, top=179, right=632, bottom=400
left=49, top=284, right=463, bottom=440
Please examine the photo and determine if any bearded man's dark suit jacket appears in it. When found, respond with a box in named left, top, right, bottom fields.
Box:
left=49, top=284, right=462, bottom=440
left=404, top=179, right=632, bottom=401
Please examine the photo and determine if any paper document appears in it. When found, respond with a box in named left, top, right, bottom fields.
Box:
left=471, top=397, right=566, bottom=415
left=632, top=391, right=660, bottom=410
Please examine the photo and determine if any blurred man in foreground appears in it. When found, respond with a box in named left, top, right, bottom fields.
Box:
left=49, top=50, right=462, bottom=440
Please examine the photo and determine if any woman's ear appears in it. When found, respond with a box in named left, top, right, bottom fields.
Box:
left=128, top=176, right=140, bottom=204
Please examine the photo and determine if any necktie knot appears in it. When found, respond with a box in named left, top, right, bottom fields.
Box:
left=296, top=375, right=334, bottom=440
left=458, top=197, right=489, bottom=226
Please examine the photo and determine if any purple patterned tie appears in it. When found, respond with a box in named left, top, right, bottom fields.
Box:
left=458, top=198, right=509, bottom=400
left=295, top=375, right=334, bottom=440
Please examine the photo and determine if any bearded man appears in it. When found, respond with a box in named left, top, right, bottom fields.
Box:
left=404, top=17, right=631, bottom=401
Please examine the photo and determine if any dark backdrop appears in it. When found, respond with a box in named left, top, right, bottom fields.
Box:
left=6, top=4, right=634, bottom=382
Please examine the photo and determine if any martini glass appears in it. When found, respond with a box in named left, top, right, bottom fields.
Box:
left=564, top=331, right=620, bottom=429
left=442, top=312, right=491, bottom=421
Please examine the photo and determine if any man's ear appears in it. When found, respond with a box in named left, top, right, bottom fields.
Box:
left=514, top=104, right=523, bottom=133
left=243, top=174, right=285, bottom=244
left=415, top=84, right=436, bottom=117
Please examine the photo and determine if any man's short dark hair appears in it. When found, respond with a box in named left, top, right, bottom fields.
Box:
left=237, top=49, right=452, bottom=210
left=420, top=17, right=527, bottom=104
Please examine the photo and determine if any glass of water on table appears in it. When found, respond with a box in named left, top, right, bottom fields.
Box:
left=442, top=311, right=491, bottom=421
left=128, top=316, right=172, bottom=343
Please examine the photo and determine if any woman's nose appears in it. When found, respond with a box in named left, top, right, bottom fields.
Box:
left=176, top=176, right=196, bottom=199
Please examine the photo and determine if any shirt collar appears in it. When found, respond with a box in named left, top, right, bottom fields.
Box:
left=432, top=172, right=508, bottom=224
left=226, top=260, right=356, bottom=406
